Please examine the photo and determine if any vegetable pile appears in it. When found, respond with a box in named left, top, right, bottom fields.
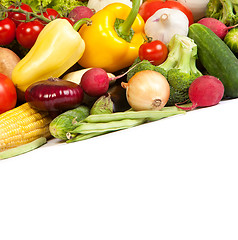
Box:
left=0, top=0, right=237, bottom=159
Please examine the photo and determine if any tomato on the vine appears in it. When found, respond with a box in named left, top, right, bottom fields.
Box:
left=0, top=18, right=16, bottom=45
left=0, top=73, right=17, bottom=114
left=8, top=3, right=33, bottom=26
left=139, top=40, right=168, bottom=66
left=43, top=8, right=60, bottom=20
left=16, top=20, right=44, bottom=49
left=38, top=8, right=60, bottom=24
left=139, top=0, right=194, bottom=26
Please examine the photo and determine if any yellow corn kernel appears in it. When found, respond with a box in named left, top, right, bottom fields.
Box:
left=0, top=103, right=53, bottom=151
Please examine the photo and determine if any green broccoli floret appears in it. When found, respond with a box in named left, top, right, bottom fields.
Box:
left=159, top=35, right=202, bottom=105
left=206, top=0, right=238, bottom=26
left=156, top=33, right=184, bottom=78
left=167, top=86, right=189, bottom=106
left=206, top=0, right=223, bottom=19
left=166, top=36, right=202, bottom=92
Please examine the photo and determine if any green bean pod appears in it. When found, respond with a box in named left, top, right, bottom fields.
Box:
left=84, top=108, right=185, bottom=123
left=71, top=119, right=144, bottom=134
left=66, top=132, right=108, bottom=143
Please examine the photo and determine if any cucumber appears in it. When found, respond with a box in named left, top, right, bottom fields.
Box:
left=188, top=23, right=238, bottom=98
left=49, top=105, right=90, bottom=140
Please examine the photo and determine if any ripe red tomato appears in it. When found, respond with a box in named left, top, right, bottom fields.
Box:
left=139, top=40, right=168, bottom=66
left=38, top=8, right=60, bottom=24
left=8, top=3, right=33, bottom=26
left=16, top=20, right=44, bottom=49
left=0, top=18, right=16, bottom=45
left=43, top=8, right=60, bottom=20
left=139, top=0, right=194, bottom=26
left=0, top=73, right=17, bottom=114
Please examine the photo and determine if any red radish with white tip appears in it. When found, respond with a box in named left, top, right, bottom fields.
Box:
left=80, top=63, right=142, bottom=97
left=175, top=75, right=224, bottom=111
left=80, top=68, right=110, bottom=97
left=197, top=18, right=238, bottom=39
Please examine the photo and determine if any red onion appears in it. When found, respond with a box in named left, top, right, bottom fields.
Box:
left=25, top=77, right=84, bottom=112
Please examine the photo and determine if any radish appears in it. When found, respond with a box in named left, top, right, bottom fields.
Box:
left=197, top=18, right=238, bottom=39
left=80, top=63, right=143, bottom=97
left=175, top=75, right=224, bottom=110
left=68, top=6, right=94, bottom=23
left=80, top=68, right=110, bottom=97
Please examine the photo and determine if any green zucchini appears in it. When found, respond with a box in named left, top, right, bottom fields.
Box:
left=49, top=105, right=90, bottom=140
left=188, top=23, right=238, bottom=98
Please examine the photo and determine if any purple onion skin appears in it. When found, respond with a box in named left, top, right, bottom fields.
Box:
left=25, top=78, right=84, bottom=112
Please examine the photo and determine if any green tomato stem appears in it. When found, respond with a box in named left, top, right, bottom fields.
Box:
left=0, top=4, right=51, bottom=23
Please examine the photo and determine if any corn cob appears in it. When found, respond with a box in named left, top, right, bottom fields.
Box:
left=0, top=103, right=53, bottom=151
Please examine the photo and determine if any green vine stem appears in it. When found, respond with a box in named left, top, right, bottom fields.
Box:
left=0, top=3, right=51, bottom=23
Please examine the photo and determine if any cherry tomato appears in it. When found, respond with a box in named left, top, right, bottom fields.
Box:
left=139, top=0, right=194, bottom=26
left=16, top=20, right=44, bottom=49
left=139, top=40, right=168, bottom=66
left=0, top=73, right=17, bottom=114
left=8, top=3, right=33, bottom=26
left=0, top=18, right=16, bottom=45
left=43, top=8, right=60, bottom=20
left=38, top=8, right=60, bottom=24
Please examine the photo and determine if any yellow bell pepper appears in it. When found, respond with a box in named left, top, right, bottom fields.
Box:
left=12, top=18, right=88, bottom=93
left=78, top=0, right=145, bottom=73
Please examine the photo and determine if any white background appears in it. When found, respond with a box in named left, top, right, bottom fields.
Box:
left=0, top=99, right=238, bottom=240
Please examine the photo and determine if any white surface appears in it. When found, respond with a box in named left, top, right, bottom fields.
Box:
left=0, top=99, right=238, bottom=240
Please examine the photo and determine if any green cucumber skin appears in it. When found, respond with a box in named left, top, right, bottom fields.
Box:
left=49, top=105, right=90, bottom=140
left=188, top=23, right=238, bottom=98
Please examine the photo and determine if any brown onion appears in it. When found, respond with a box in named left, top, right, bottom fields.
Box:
left=121, top=70, right=170, bottom=111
